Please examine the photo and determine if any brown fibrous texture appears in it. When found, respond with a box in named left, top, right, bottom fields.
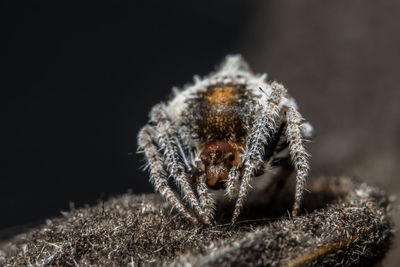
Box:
left=0, top=176, right=393, bottom=266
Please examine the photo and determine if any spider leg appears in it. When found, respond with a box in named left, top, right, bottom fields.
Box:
left=174, top=136, right=192, bottom=173
left=231, top=82, right=284, bottom=224
left=138, top=125, right=198, bottom=224
left=196, top=172, right=215, bottom=222
left=225, top=167, right=240, bottom=199
left=285, top=106, right=311, bottom=216
left=151, top=103, right=211, bottom=225
left=175, top=134, right=215, bottom=222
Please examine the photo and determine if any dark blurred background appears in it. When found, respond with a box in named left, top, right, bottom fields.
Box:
left=2, top=1, right=400, bottom=264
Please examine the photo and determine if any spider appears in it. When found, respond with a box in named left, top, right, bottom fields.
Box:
left=138, top=55, right=313, bottom=225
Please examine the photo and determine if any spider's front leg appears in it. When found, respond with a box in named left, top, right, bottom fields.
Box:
left=193, top=170, right=215, bottom=223
left=230, top=82, right=284, bottom=224
left=138, top=125, right=198, bottom=224
left=150, top=103, right=212, bottom=225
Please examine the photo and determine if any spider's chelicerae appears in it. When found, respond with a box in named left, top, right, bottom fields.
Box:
left=138, top=55, right=313, bottom=225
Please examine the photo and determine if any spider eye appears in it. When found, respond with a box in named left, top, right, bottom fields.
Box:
left=228, top=153, right=235, bottom=161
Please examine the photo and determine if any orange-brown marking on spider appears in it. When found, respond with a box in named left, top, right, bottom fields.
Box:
left=200, top=140, right=244, bottom=189
left=205, top=87, right=239, bottom=105
left=194, top=85, right=248, bottom=142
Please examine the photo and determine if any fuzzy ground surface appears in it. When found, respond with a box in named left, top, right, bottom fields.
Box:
left=0, top=176, right=392, bottom=266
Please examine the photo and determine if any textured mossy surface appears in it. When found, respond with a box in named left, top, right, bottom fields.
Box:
left=0, top=176, right=392, bottom=266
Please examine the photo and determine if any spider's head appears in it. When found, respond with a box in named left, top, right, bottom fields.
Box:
left=200, top=140, right=243, bottom=189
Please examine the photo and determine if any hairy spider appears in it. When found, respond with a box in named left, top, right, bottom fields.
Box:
left=138, top=55, right=313, bottom=225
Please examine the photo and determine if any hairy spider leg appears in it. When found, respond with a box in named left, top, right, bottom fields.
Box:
left=138, top=125, right=198, bottom=224
left=174, top=136, right=192, bottom=173
left=196, top=172, right=215, bottom=222
left=150, top=104, right=211, bottom=225
left=285, top=106, right=310, bottom=216
left=174, top=134, right=215, bottom=222
left=225, top=167, right=240, bottom=199
left=231, top=83, right=283, bottom=224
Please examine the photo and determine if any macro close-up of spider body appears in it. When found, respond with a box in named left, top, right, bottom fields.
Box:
left=138, top=55, right=313, bottom=225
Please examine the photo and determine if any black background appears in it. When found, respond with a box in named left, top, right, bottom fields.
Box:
left=2, top=1, right=257, bottom=233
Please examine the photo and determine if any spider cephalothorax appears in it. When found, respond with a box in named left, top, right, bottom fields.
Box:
left=138, top=55, right=313, bottom=225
